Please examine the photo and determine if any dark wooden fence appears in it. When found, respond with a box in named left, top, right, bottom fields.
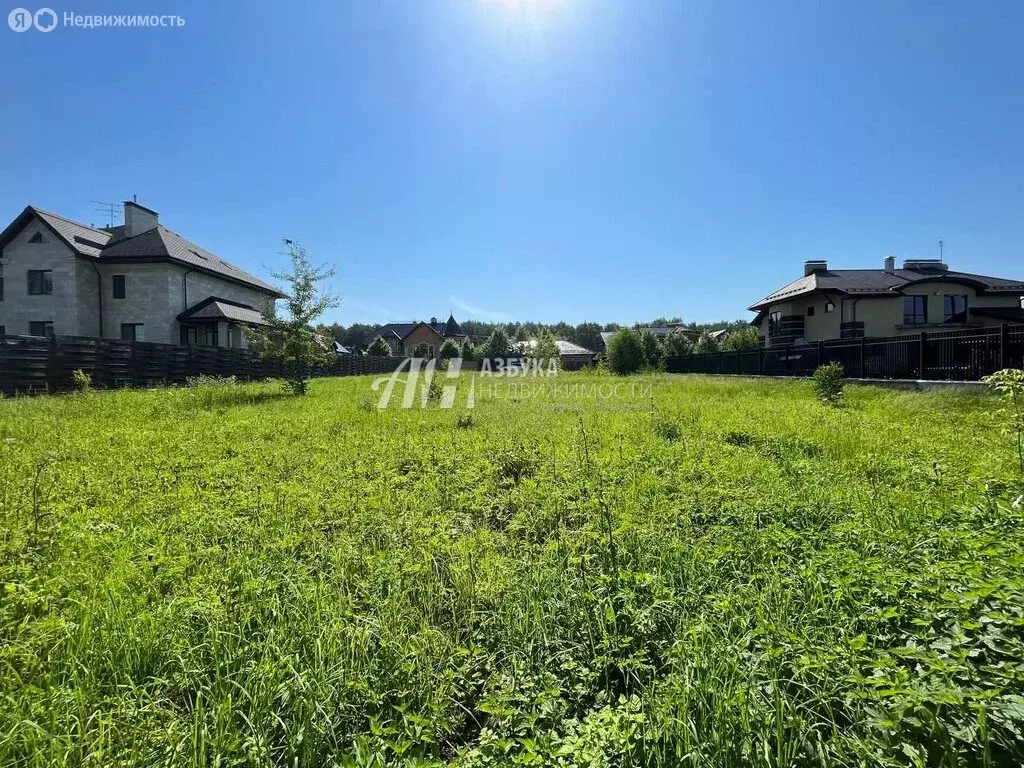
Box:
left=665, top=323, right=1024, bottom=381
left=0, top=334, right=407, bottom=395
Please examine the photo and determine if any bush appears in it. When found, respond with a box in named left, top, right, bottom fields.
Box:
left=438, top=339, right=461, bottom=360
left=812, top=362, right=845, bottom=406
left=639, top=330, right=663, bottom=370
left=186, top=374, right=238, bottom=388
left=484, top=329, right=511, bottom=360
left=367, top=336, right=392, bottom=357
left=71, top=369, right=92, bottom=393
left=693, top=332, right=720, bottom=355
left=607, top=330, right=646, bottom=375
left=662, top=333, right=692, bottom=359
left=721, top=326, right=759, bottom=350
left=460, top=340, right=478, bottom=362
left=983, top=368, right=1024, bottom=474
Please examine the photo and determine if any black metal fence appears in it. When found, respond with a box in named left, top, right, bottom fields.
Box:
left=665, top=323, right=1024, bottom=381
left=0, top=334, right=407, bottom=395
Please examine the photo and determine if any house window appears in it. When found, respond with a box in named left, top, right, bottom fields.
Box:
left=113, top=275, right=126, bottom=299
left=825, top=301, right=835, bottom=313
left=28, top=232, right=45, bottom=244
left=768, top=311, right=781, bottom=336
left=903, top=296, right=927, bottom=324
left=29, top=321, right=54, bottom=337
left=121, top=323, right=144, bottom=341
left=943, top=294, right=968, bottom=322
left=180, top=326, right=198, bottom=346
left=27, top=270, right=53, bottom=295
left=428, top=344, right=435, bottom=358
left=806, top=306, right=815, bottom=317
left=204, top=325, right=218, bottom=346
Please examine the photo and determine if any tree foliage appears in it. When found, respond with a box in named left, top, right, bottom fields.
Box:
left=607, top=329, right=646, bottom=375
left=438, top=339, right=461, bottom=359
left=484, top=328, right=511, bottom=359
left=250, top=240, right=338, bottom=395
left=983, top=368, right=1024, bottom=474
left=721, top=326, right=759, bottom=350
left=662, top=333, right=693, bottom=359
left=367, top=336, right=392, bottom=357
left=692, top=333, right=720, bottom=355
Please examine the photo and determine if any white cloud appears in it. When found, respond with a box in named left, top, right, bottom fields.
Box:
left=451, top=296, right=514, bottom=323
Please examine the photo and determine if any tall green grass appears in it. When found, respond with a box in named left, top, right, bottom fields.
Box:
left=0, top=374, right=1021, bottom=766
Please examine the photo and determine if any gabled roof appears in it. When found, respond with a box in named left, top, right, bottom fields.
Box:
left=177, top=296, right=267, bottom=325
left=554, top=340, right=595, bottom=356
left=0, top=205, right=284, bottom=297
left=101, top=225, right=282, bottom=295
left=363, top=316, right=465, bottom=346
left=750, top=265, right=1024, bottom=311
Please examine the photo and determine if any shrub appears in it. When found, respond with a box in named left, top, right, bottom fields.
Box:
left=484, top=329, right=511, bottom=360
left=455, top=412, right=474, bottom=429
left=662, top=332, right=692, bottom=359
left=438, top=339, right=461, bottom=360
left=70, top=369, right=91, bottom=393
left=721, top=326, right=759, bottom=350
left=367, top=336, right=392, bottom=356
left=639, top=330, right=663, bottom=370
left=607, top=330, right=645, bottom=375
left=812, top=362, right=845, bottom=406
left=983, top=368, right=1024, bottom=474
left=692, top=332, right=720, bottom=355
left=186, top=374, right=237, bottom=388
left=460, top=340, right=478, bottom=362
left=528, top=330, right=560, bottom=370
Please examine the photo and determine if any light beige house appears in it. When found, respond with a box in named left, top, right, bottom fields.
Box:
left=750, top=257, right=1024, bottom=346
left=0, top=201, right=284, bottom=346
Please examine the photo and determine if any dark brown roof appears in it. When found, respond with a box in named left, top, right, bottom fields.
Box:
left=363, top=317, right=466, bottom=346
left=177, top=296, right=267, bottom=325
left=750, top=266, right=1024, bottom=310
left=0, top=205, right=283, bottom=297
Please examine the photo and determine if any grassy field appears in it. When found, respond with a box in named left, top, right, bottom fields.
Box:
left=1, top=372, right=1023, bottom=767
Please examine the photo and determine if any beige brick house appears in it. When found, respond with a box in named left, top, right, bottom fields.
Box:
left=0, top=201, right=284, bottom=346
left=750, top=257, right=1024, bottom=346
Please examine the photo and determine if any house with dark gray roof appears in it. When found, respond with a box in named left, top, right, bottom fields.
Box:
left=363, top=314, right=467, bottom=357
left=0, top=200, right=284, bottom=346
left=750, top=257, right=1024, bottom=346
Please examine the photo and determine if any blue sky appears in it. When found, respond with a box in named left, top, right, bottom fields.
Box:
left=1, top=0, right=1022, bottom=326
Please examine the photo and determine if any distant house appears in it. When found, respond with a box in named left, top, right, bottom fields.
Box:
left=362, top=314, right=467, bottom=357
left=708, top=329, right=730, bottom=342
left=520, top=338, right=596, bottom=370
left=0, top=201, right=284, bottom=346
left=750, top=257, right=1024, bottom=346
left=640, top=322, right=698, bottom=340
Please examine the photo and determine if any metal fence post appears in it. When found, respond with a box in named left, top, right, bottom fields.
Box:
left=758, top=345, right=764, bottom=376
left=785, top=344, right=792, bottom=376
left=859, top=337, right=866, bottom=379
left=919, top=331, right=927, bottom=379
left=1000, top=323, right=1009, bottom=369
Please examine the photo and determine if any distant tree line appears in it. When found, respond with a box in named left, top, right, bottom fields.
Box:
left=316, top=316, right=756, bottom=354
left=605, top=325, right=759, bottom=374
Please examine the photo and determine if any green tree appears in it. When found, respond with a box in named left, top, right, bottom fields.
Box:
left=367, top=336, right=392, bottom=357
left=529, top=329, right=560, bottom=369
left=662, top=332, right=693, bottom=359
left=693, top=332, right=720, bottom=355
left=484, top=328, right=511, bottom=360
left=250, top=240, right=339, bottom=395
left=722, top=326, right=759, bottom=350
left=639, top=330, right=664, bottom=370
left=607, top=329, right=646, bottom=375
left=461, top=339, right=479, bottom=362
left=438, top=339, right=461, bottom=359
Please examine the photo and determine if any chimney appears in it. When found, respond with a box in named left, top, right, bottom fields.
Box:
left=124, top=200, right=159, bottom=237
left=803, top=260, right=828, bottom=276
left=884, top=255, right=895, bottom=273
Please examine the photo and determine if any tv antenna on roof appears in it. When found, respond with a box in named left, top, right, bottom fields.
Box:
left=938, top=239, right=945, bottom=259
left=90, top=200, right=121, bottom=228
